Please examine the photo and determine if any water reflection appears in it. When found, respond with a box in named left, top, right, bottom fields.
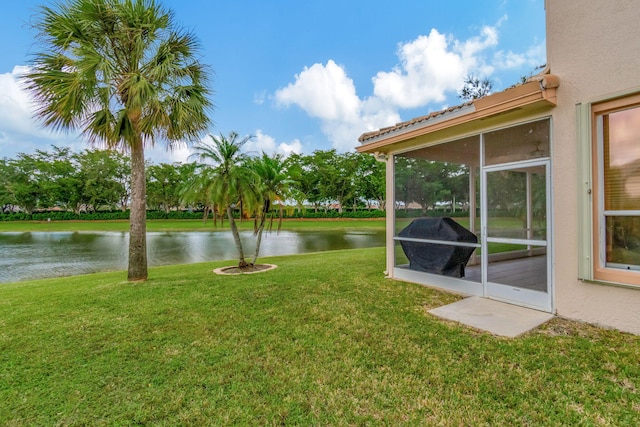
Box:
left=0, top=230, right=385, bottom=283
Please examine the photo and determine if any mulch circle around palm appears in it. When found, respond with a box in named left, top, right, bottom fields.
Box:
left=213, top=264, right=277, bottom=275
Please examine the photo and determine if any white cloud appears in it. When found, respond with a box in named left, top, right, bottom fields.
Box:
left=492, top=50, right=527, bottom=69
left=373, top=26, right=498, bottom=109
left=524, top=41, right=547, bottom=68
left=278, top=139, right=303, bottom=157
left=0, top=66, right=34, bottom=133
left=0, top=66, right=85, bottom=158
left=243, top=129, right=302, bottom=157
left=275, top=60, right=361, bottom=123
left=272, top=24, right=507, bottom=151
left=360, top=97, right=402, bottom=133
left=253, top=90, right=267, bottom=105
left=274, top=61, right=399, bottom=151
left=270, top=18, right=543, bottom=153
left=319, top=96, right=401, bottom=152
left=493, top=41, right=546, bottom=71
left=456, top=25, right=499, bottom=63
left=147, top=142, right=192, bottom=164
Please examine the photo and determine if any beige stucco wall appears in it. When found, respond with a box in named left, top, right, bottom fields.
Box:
left=547, top=0, right=640, bottom=334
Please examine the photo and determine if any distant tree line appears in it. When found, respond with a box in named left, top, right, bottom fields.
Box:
left=0, top=145, right=386, bottom=218
left=394, top=156, right=470, bottom=215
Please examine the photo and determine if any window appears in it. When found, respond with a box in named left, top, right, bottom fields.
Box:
left=592, top=93, right=640, bottom=285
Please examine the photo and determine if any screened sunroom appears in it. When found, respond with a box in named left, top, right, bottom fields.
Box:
left=358, top=79, right=559, bottom=312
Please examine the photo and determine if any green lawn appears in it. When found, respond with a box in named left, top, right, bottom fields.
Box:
left=0, top=247, right=638, bottom=425
left=0, top=218, right=385, bottom=233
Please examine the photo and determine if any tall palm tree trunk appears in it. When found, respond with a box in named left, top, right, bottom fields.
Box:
left=227, top=206, right=247, bottom=268
left=202, top=205, right=210, bottom=224
left=252, top=205, right=269, bottom=265
left=252, top=225, right=264, bottom=266
left=128, top=139, right=148, bottom=281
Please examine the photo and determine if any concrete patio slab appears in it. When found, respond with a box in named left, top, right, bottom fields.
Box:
left=428, top=296, right=554, bottom=338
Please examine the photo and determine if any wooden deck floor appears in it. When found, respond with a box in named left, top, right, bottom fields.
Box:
left=464, top=255, right=547, bottom=292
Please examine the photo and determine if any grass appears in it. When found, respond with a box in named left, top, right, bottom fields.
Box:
left=1, top=247, right=638, bottom=425
left=0, top=218, right=385, bottom=233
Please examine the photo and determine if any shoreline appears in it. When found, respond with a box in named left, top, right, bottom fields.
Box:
left=0, top=218, right=386, bottom=233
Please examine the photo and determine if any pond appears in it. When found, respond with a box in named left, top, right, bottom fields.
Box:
left=0, top=230, right=386, bottom=283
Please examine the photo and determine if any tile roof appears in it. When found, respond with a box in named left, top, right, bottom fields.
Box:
left=357, top=71, right=558, bottom=149
left=358, top=102, right=474, bottom=144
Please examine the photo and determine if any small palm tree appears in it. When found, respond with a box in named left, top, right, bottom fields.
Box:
left=24, top=0, right=212, bottom=281
left=247, top=153, right=295, bottom=264
left=189, top=132, right=255, bottom=268
left=180, top=163, right=224, bottom=225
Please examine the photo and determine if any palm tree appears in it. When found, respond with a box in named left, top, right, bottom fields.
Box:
left=23, top=0, right=212, bottom=281
left=189, top=132, right=255, bottom=268
left=247, top=153, right=295, bottom=265
left=180, top=164, right=220, bottom=225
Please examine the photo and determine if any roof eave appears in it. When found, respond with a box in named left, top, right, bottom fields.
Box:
left=357, top=78, right=558, bottom=154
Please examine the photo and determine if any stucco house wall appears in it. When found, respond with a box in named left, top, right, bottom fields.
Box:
left=547, top=0, right=640, bottom=333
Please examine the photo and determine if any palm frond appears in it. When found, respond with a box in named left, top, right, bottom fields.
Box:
left=24, top=0, right=212, bottom=151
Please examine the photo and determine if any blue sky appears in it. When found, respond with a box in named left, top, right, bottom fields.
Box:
left=0, top=0, right=546, bottom=164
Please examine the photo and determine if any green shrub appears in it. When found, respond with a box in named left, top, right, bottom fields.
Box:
left=284, top=209, right=385, bottom=219
left=0, top=210, right=214, bottom=222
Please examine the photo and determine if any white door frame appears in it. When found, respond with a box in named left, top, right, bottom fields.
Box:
left=481, top=158, right=553, bottom=312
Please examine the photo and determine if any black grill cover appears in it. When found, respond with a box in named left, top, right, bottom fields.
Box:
left=398, top=217, right=477, bottom=277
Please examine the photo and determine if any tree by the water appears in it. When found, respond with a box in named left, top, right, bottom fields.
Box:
left=188, top=132, right=256, bottom=269
left=24, top=0, right=212, bottom=281
left=247, top=153, right=295, bottom=265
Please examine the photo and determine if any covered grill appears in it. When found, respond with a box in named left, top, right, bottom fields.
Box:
left=398, top=217, right=477, bottom=277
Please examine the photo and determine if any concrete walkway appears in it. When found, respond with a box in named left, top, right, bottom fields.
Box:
left=428, top=296, right=554, bottom=338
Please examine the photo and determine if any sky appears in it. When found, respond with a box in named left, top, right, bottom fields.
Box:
left=0, top=0, right=546, bottom=164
